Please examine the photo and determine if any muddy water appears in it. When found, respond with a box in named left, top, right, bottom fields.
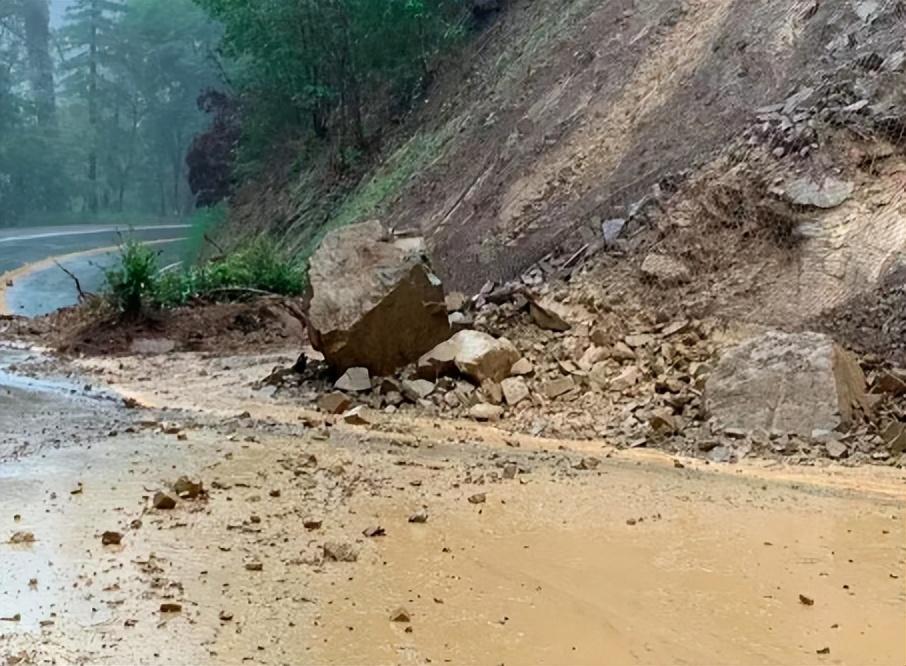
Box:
left=1, top=412, right=904, bottom=665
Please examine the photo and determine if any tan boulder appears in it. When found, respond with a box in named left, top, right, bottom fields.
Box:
left=308, top=221, right=451, bottom=375
left=419, top=330, right=520, bottom=384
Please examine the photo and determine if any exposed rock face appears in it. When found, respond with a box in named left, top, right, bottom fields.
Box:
left=308, top=221, right=452, bottom=375
left=705, top=331, right=866, bottom=436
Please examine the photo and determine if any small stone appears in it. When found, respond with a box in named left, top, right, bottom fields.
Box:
left=160, top=603, right=182, bottom=614
left=502, top=463, right=518, bottom=479
left=335, top=367, right=372, bottom=392
left=152, top=492, right=177, bottom=510
left=362, top=526, right=386, bottom=538
left=303, top=518, right=323, bottom=530
left=469, top=403, right=504, bottom=422
left=577, top=457, right=600, bottom=470
left=219, top=610, right=234, bottom=622
left=799, top=594, right=815, bottom=606
left=529, top=298, right=571, bottom=332
left=481, top=379, right=504, bottom=405
left=641, top=253, right=691, bottom=284
left=501, top=377, right=530, bottom=406
left=825, top=440, right=848, bottom=460
left=468, top=493, right=487, bottom=504
left=101, top=531, right=122, bottom=546
left=342, top=406, right=373, bottom=425
left=510, top=358, right=534, bottom=376
left=543, top=376, right=575, bottom=399
left=610, top=342, right=637, bottom=361
left=245, top=560, right=264, bottom=572
left=323, top=542, right=358, bottom=562
left=390, top=607, right=411, bottom=623
left=610, top=366, right=642, bottom=391
left=173, top=477, right=203, bottom=499
left=816, top=647, right=830, bottom=655
left=402, top=379, right=436, bottom=402
left=319, top=392, right=352, bottom=415
left=445, top=292, right=467, bottom=312
left=408, top=510, right=429, bottom=524
left=624, top=334, right=654, bottom=349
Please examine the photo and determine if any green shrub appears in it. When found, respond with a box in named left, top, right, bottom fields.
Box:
left=104, top=236, right=306, bottom=312
left=104, top=240, right=160, bottom=316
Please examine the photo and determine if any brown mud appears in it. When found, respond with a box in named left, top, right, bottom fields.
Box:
left=2, top=345, right=904, bottom=665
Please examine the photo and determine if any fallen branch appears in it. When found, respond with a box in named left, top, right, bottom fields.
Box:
left=54, top=261, right=91, bottom=303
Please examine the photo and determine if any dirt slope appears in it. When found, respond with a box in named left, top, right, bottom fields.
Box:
left=381, top=0, right=905, bottom=290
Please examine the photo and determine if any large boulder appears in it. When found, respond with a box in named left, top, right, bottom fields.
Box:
left=418, top=330, right=520, bottom=383
left=308, top=221, right=451, bottom=375
left=705, top=331, right=866, bottom=436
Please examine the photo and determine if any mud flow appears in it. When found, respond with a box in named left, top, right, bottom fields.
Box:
left=1, top=358, right=904, bottom=665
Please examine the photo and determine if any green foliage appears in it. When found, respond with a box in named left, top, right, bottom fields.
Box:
left=103, top=235, right=306, bottom=312
left=0, top=0, right=221, bottom=227
left=103, top=238, right=160, bottom=315
left=193, top=0, right=468, bottom=162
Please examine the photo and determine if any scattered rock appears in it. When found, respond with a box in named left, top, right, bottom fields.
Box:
left=389, top=607, right=411, bottom=623
left=408, top=510, right=429, bottom=524
left=445, top=292, right=467, bottom=312
left=173, top=477, right=204, bottom=499
left=152, top=492, right=177, bottom=510
left=160, top=603, right=182, bottom=614
left=323, top=542, right=358, bottom=562
left=543, top=376, right=575, bottom=399
left=799, top=594, right=815, bottom=606
left=101, top=531, right=122, bottom=546
left=874, top=370, right=906, bottom=397
left=501, top=377, right=530, bottom=406
left=303, top=518, right=323, bottom=530
left=481, top=379, right=504, bottom=405
left=529, top=298, right=572, bottom=332
left=421, top=330, right=520, bottom=384
left=401, top=379, right=436, bottom=402
left=880, top=422, right=906, bottom=454
left=468, top=493, right=487, bottom=504
left=510, top=358, right=534, bottom=376
left=577, top=457, right=600, bottom=470
left=342, top=406, right=373, bottom=425
left=502, top=463, right=518, bottom=479
left=601, top=218, right=627, bottom=246
left=8, top=531, right=35, bottom=545
left=219, top=610, right=234, bottom=622
left=641, top=253, right=691, bottom=284
left=318, top=392, right=353, bottom=415
left=825, top=440, right=848, bottom=460
left=705, top=331, right=866, bottom=436
left=307, top=221, right=451, bottom=375
left=362, top=526, right=386, bottom=538
left=784, top=177, right=854, bottom=209
left=244, top=560, right=264, bottom=571
left=469, top=403, right=504, bottom=422
left=610, top=366, right=642, bottom=392
left=335, top=367, right=372, bottom=393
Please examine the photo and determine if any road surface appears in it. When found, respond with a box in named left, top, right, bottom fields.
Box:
left=0, top=224, right=187, bottom=316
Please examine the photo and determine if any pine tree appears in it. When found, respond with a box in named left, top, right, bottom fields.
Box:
left=61, top=0, right=125, bottom=213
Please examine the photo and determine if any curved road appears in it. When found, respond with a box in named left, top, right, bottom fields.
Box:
left=0, top=224, right=188, bottom=317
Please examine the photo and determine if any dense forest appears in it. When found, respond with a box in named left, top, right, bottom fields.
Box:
left=0, top=0, right=475, bottom=228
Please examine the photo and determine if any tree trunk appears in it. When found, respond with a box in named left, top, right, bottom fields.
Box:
left=87, top=0, right=99, bottom=214
left=22, top=0, right=55, bottom=126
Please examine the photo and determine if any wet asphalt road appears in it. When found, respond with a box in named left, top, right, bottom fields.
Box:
left=0, top=224, right=187, bottom=316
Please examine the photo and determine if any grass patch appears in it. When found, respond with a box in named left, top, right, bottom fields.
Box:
left=287, top=129, right=449, bottom=263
